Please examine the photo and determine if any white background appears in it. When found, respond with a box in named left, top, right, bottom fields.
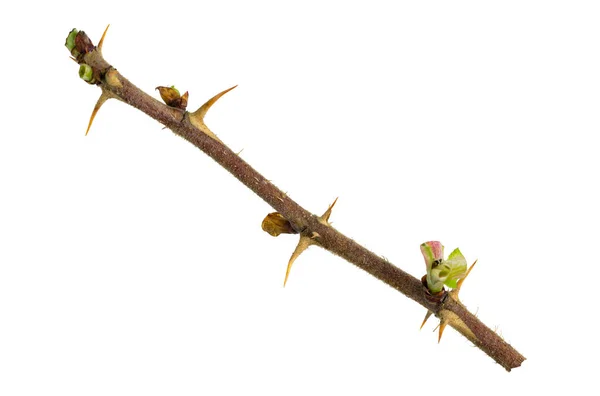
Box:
left=1, top=1, right=599, bottom=394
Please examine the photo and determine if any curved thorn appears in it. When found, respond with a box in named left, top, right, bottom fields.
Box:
left=194, top=85, right=238, bottom=120
left=189, top=85, right=237, bottom=143
left=98, top=24, right=110, bottom=52
left=283, top=236, right=312, bottom=287
left=85, top=91, right=111, bottom=136
left=420, top=311, right=433, bottom=330
left=320, top=197, right=338, bottom=224
left=322, top=197, right=338, bottom=220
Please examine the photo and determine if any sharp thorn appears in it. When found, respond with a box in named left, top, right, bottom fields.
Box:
left=188, top=85, right=237, bottom=143
left=320, top=197, right=338, bottom=223
left=85, top=91, right=111, bottom=136
left=194, top=85, right=238, bottom=120
left=98, top=24, right=110, bottom=52
left=283, top=236, right=312, bottom=287
left=438, top=320, right=448, bottom=343
left=465, top=259, right=477, bottom=279
left=420, top=311, right=433, bottom=330
left=455, top=259, right=478, bottom=294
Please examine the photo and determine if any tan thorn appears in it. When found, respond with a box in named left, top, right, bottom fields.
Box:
left=98, top=24, right=110, bottom=52
left=438, top=320, right=448, bottom=343
left=193, top=85, right=238, bottom=120
left=420, top=311, right=433, bottom=330
left=319, top=197, right=338, bottom=224
left=454, top=259, right=478, bottom=295
left=85, top=91, right=111, bottom=136
left=188, top=85, right=237, bottom=143
left=283, top=236, right=313, bottom=287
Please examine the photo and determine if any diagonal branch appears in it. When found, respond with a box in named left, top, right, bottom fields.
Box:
left=65, top=28, right=525, bottom=371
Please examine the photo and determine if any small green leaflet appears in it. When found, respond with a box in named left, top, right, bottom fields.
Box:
left=421, top=242, right=468, bottom=294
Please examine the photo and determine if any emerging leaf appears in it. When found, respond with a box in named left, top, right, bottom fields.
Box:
left=421, top=242, right=468, bottom=294
left=441, top=248, right=467, bottom=288
left=420, top=241, right=444, bottom=271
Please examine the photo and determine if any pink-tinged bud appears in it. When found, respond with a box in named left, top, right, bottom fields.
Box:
left=420, top=241, right=444, bottom=270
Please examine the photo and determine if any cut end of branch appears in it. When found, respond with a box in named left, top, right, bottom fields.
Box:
left=68, top=30, right=95, bottom=61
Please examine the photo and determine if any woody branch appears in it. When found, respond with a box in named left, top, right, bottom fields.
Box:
left=65, top=27, right=525, bottom=371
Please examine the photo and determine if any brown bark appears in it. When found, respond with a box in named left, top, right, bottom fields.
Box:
left=66, top=28, right=525, bottom=371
